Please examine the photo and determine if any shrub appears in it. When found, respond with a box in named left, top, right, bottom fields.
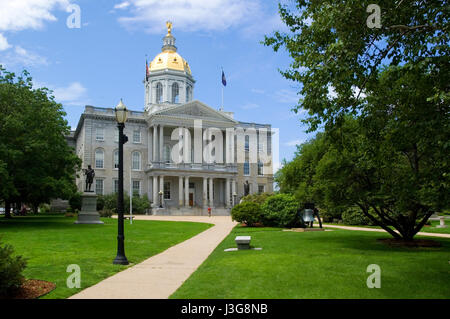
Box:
left=240, top=193, right=272, bottom=205
left=39, top=203, right=51, bottom=214
left=99, top=209, right=113, bottom=218
left=261, top=194, right=300, bottom=228
left=131, top=194, right=151, bottom=214
left=96, top=195, right=105, bottom=211
left=69, top=192, right=82, bottom=211
left=231, top=202, right=263, bottom=226
left=0, top=241, right=27, bottom=296
left=341, top=207, right=373, bottom=225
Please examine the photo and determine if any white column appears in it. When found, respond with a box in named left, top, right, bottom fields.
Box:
left=153, top=125, right=157, bottom=162
left=152, top=176, right=158, bottom=207
left=159, top=125, right=164, bottom=162
left=159, top=175, right=164, bottom=207
left=203, top=177, right=207, bottom=208
left=148, top=129, right=152, bottom=164
left=226, top=178, right=230, bottom=208
left=184, top=176, right=190, bottom=207
left=232, top=179, right=236, bottom=206
left=209, top=177, right=214, bottom=208
left=178, top=176, right=184, bottom=207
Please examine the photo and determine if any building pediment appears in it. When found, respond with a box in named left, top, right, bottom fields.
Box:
left=150, top=100, right=238, bottom=125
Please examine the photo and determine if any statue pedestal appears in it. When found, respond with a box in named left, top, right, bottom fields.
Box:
left=74, top=192, right=104, bottom=224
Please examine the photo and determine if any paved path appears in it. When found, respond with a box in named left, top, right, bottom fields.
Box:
left=322, top=224, right=450, bottom=238
left=70, top=216, right=237, bottom=299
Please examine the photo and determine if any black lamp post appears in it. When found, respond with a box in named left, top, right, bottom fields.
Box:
left=113, top=99, right=129, bottom=265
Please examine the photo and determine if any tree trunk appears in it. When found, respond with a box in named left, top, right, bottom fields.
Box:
left=4, top=200, right=12, bottom=219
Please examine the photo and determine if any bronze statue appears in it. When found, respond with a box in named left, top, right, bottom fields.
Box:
left=243, top=180, right=250, bottom=196
left=84, top=165, right=95, bottom=192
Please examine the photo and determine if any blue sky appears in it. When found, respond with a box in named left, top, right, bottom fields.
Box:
left=0, top=0, right=315, bottom=167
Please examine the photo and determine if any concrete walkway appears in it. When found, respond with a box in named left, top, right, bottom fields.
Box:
left=322, top=224, right=450, bottom=238
left=70, top=215, right=237, bottom=299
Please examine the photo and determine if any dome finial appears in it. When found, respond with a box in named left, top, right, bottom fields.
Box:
left=166, top=21, right=172, bottom=35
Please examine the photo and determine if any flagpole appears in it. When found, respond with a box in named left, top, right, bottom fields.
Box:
left=221, top=85, right=224, bottom=111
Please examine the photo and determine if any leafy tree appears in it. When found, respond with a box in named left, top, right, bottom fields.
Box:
left=265, top=1, right=449, bottom=240
left=264, top=0, right=449, bottom=131
left=0, top=66, right=81, bottom=217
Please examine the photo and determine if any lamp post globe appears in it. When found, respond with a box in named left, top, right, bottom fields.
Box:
left=159, top=190, right=164, bottom=208
left=113, top=99, right=129, bottom=265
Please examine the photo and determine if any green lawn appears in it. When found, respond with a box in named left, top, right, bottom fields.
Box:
left=171, top=226, right=450, bottom=299
left=0, top=215, right=212, bottom=299
left=324, top=220, right=450, bottom=234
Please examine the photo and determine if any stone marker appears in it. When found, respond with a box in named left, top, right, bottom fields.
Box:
left=235, top=236, right=251, bottom=250
left=74, top=192, right=103, bottom=224
left=436, top=216, right=447, bottom=228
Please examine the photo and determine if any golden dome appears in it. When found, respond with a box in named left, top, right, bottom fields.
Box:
left=148, top=50, right=191, bottom=75
left=148, top=21, right=192, bottom=75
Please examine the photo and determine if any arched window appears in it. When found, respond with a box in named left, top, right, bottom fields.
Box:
left=156, top=82, right=163, bottom=104
left=113, top=150, right=119, bottom=169
left=132, top=151, right=141, bottom=170
left=186, top=86, right=191, bottom=102
left=172, top=82, right=179, bottom=103
left=95, top=148, right=104, bottom=168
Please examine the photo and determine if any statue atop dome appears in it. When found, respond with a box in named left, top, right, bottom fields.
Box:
left=166, top=21, right=172, bottom=35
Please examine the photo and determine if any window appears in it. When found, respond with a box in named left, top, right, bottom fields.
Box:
left=258, top=161, right=264, bottom=176
left=172, top=82, right=179, bottom=103
left=95, top=179, right=104, bottom=195
left=132, top=151, right=141, bottom=170
left=114, top=129, right=119, bottom=142
left=244, top=161, right=250, bottom=176
left=186, top=86, right=191, bottom=102
left=156, top=82, right=163, bottom=104
left=95, top=149, right=104, bottom=168
left=258, top=185, right=265, bottom=194
left=164, top=145, right=171, bottom=163
left=132, top=180, right=140, bottom=196
left=113, top=150, right=119, bottom=169
left=113, top=179, right=119, bottom=193
left=96, top=127, right=104, bottom=141
left=258, top=142, right=264, bottom=153
left=245, top=135, right=249, bottom=151
left=164, top=182, right=171, bottom=199
left=133, top=130, right=141, bottom=143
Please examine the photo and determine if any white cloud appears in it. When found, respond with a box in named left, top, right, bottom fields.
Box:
left=284, top=139, right=305, bottom=147
left=114, top=1, right=130, bottom=10
left=251, top=88, right=265, bottom=94
left=114, top=0, right=262, bottom=33
left=0, top=45, right=48, bottom=67
left=34, top=81, right=89, bottom=106
left=274, top=89, right=300, bottom=104
left=0, top=0, right=71, bottom=32
left=241, top=103, right=260, bottom=110
left=0, top=33, right=11, bottom=51
left=53, top=82, right=87, bottom=103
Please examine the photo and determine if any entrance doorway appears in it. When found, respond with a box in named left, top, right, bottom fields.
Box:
left=189, top=193, right=194, bottom=207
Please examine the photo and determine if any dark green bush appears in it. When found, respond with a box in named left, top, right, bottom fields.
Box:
left=99, top=209, right=113, bottom=218
left=131, top=194, right=151, bottom=214
left=96, top=195, right=105, bottom=211
left=240, top=193, right=272, bottom=205
left=261, top=194, right=300, bottom=228
left=0, top=241, right=27, bottom=296
left=69, top=192, right=82, bottom=211
left=231, top=202, right=263, bottom=226
left=341, top=207, right=373, bottom=225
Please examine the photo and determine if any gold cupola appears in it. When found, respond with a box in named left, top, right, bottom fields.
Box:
left=148, top=21, right=192, bottom=75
